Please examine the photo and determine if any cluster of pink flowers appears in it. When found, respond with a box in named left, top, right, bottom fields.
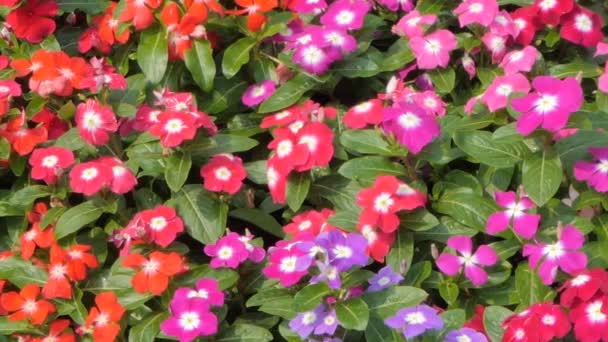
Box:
left=68, top=157, right=137, bottom=196
left=204, top=231, right=265, bottom=269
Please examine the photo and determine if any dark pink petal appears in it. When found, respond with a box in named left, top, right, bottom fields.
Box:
left=486, top=211, right=509, bottom=234
left=473, top=245, right=498, bottom=266
left=523, top=243, right=543, bottom=268
left=516, top=110, right=543, bottom=135
left=538, top=259, right=558, bottom=285
left=436, top=253, right=461, bottom=276
left=494, top=191, right=516, bottom=207
left=560, top=225, right=584, bottom=249
left=447, top=235, right=473, bottom=254
left=464, top=264, right=489, bottom=286
left=574, top=161, right=597, bottom=182
left=559, top=251, right=588, bottom=275
left=513, top=213, right=540, bottom=239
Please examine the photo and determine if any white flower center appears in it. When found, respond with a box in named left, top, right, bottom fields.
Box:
left=289, top=121, right=304, bottom=133
left=324, top=315, right=335, bottom=325
left=469, top=3, right=483, bottom=13
left=267, top=167, right=278, bottom=186
left=534, top=94, right=559, bottom=114
left=24, top=230, right=37, bottom=241
left=298, top=220, right=312, bottom=231
left=596, top=160, right=608, bottom=174
left=509, top=51, right=524, bottom=62
left=280, top=256, right=297, bottom=273
left=572, top=274, right=590, bottom=286
left=543, top=242, right=564, bottom=260
left=496, top=84, right=513, bottom=97
left=299, top=135, right=318, bottom=151
left=538, top=0, right=556, bottom=10
left=81, top=167, right=99, bottom=181
left=457, top=336, right=472, bottom=342
left=361, top=225, right=377, bottom=243
left=490, top=37, right=505, bottom=52
left=398, top=112, right=421, bottom=129
left=95, top=313, right=109, bottom=326
left=50, top=264, right=67, bottom=279
left=302, top=312, right=317, bottom=325
left=68, top=250, right=83, bottom=259
left=424, top=39, right=441, bottom=54
left=277, top=140, right=293, bottom=158
left=164, top=119, right=184, bottom=133
left=542, top=314, right=556, bottom=325
left=405, top=312, right=426, bottom=324
left=214, top=167, right=232, bottom=181
left=378, top=276, right=391, bottom=286
left=188, top=289, right=209, bottom=299
left=587, top=301, right=607, bottom=322
left=22, top=300, right=37, bottom=313
left=301, top=46, right=324, bottom=66
left=83, top=111, right=101, bottom=130
left=251, top=86, right=265, bottom=98
left=459, top=252, right=477, bottom=266
left=217, top=246, right=233, bottom=260
left=143, top=260, right=159, bottom=274
left=275, top=111, right=290, bottom=120
left=355, top=101, right=372, bottom=112
left=333, top=245, right=352, bottom=259
left=149, top=217, right=167, bottom=231
left=335, top=10, right=354, bottom=25
left=506, top=201, right=525, bottom=218
left=42, top=155, right=58, bottom=168
left=374, top=193, right=394, bottom=213
left=575, top=14, right=593, bottom=33
left=514, top=328, right=525, bottom=339
left=179, top=312, right=201, bottom=331
left=326, top=32, right=344, bottom=46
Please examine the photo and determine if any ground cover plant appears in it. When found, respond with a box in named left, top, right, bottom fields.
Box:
left=0, top=0, right=607, bottom=341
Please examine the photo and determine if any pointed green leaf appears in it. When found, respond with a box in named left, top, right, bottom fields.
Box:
left=222, top=37, right=256, bottom=79
left=522, top=149, right=563, bottom=206
left=185, top=40, right=216, bottom=92
left=137, top=26, right=168, bottom=83
left=164, top=151, right=192, bottom=192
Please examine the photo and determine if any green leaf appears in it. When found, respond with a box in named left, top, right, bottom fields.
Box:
left=336, top=298, right=369, bottom=331
left=454, top=130, right=530, bottom=168
left=188, top=134, right=259, bottom=160
left=136, top=26, right=168, bottom=83
left=365, top=314, right=397, bottom=342
left=311, top=175, right=362, bottom=212
left=363, top=286, right=428, bottom=318
left=55, top=201, right=105, bottom=240
left=340, top=129, right=401, bottom=156
left=439, top=281, right=459, bottom=305
left=216, top=323, right=274, bottom=342
left=40, top=207, right=67, bottom=229
left=386, top=230, right=413, bottom=274
left=399, top=209, right=440, bottom=231
left=416, top=0, right=444, bottom=13
left=334, top=57, right=380, bottom=78
left=177, top=264, right=238, bottom=289
left=293, top=283, right=331, bottom=312
left=433, top=190, right=498, bottom=231
left=0, top=257, right=47, bottom=287
left=338, top=156, right=406, bottom=181
left=8, top=185, right=49, bottom=208
left=483, top=306, right=513, bottom=342
left=549, top=61, right=602, bottom=78
left=286, top=172, right=311, bottom=212
left=164, top=151, right=192, bottom=193
left=229, top=208, right=284, bottom=238
left=129, top=313, right=166, bottom=341
left=56, top=287, right=88, bottom=324
left=381, top=39, right=415, bottom=72
left=171, top=185, right=227, bottom=244
left=259, top=74, right=319, bottom=113
left=515, top=263, right=555, bottom=308
left=0, top=317, right=39, bottom=335
left=522, top=149, right=563, bottom=207
left=222, top=37, right=256, bottom=79
left=185, top=40, right=216, bottom=92
left=555, top=130, right=608, bottom=171
left=428, top=67, right=455, bottom=94
left=326, top=210, right=360, bottom=232
left=0, top=137, right=9, bottom=159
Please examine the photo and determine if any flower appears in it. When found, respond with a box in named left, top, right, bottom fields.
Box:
left=320, top=0, right=370, bottom=31
left=69, top=161, right=113, bottom=196
left=20, top=224, right=54, bottom=260
left=381, top=102, right=440, bottom=154
left=230, top=0, right=277, bottom=32
left=75, top=99, right=118, bottom=146
left=242, top=80, right=276, bottom=107
left=445, top=327, right=488, bottom=342
left=176, top=278, right=225, bottom=307
left=28, top=147, right=75, bottom=185
left=284, top=209, right=335, bottom=240
left=343, top=99, right=384, bottom=129
left=119, top=0, right=162, bottom=30
left=358, top=224, right=395, bottom=262
left=499, top=46, right=539, bottom=75
left=503, top=303, right=571, bottom=342
left=289, top=305, right=324, bottom=339
left=454, top=0, right=498, bottom=28
left=512, top=76, right=583, bottom=135
left=436, top=235, right=498, bottom=286
left=161, top=293, right=219, bottom=341
left=481, top=31, right=507, bottom=63
left=65, top=244, right=99, bottom=281
left=139, top=205, right=185, bottom=247
left=35, top=319, right=75, bottom=342
left=122, top=251, right=186, bottom=295
left=0, top=284, right=56, bottom=325
left=414, top=90, right=446, bottom=117
left=409, top=30, right=458, bottom=69
left=0, top=114, right=48, bottom=156
left=569, top=296, right=608, bottom=342
left=574, top=147, right=608, bottom=193
left=511, top=6, right=539, bottom=46
left=385, top=304, right=444, bottom=339
left=392, top=10, right=437, bottom=38
left=6, top=0, right=58, bottom=43
left=293, top=121, right=335, bottom=171
left=204, top=232, right=249, bottom=269
left=200, top=154, right=247, bottom=195
left=149, top=110, right=198, bottom=147
left=43, top=245, right=73, bottom=299
left=292, top=43, right=335, bottom=75
left=559, top=269, right=608, bottom=307
left=98, top=157, right=138, bottom=194
left=378, top=0, right=413, bottom=12
left=481, top=73, right=531, bottom=113
left=314, top=309, right=338, bottom=335
left=523, top=225, right=588, bottom=285
left=486, top=190, right=540, bottom=239
left=368, top=265, right=404, bottom=292
left=316, top=230, right=368, bottom=271
left=559, top=5, right=604, bottom=48
left=83, top=292, right=125, bottom=342
left=160, top=2, right=209, bottom=60
left=263, top=241, right=310, bottom=286
left=534, top=0, right=573, bottom=26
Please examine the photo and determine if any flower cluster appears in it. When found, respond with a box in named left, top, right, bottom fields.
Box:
left=204, top=231, right=265, bottom=269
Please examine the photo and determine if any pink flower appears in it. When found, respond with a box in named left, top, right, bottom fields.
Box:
left=149, top=110, right=198, bottom=147
left=534, top=0, right=573, bottom=26
left=292, top=44, right=334, bottom=74
left=574, top=147, right=608, bottom=193
left=381, top=102, right=440, bottom=154
left=288, top=0, right=327, bottom=14
left=203, top=233, right=249, bottom=269
left=98, top=157, right=137, bottom=194
left=200, top=154, right=247, bottom=195
left=313, top=27, right=357, bottom=53
left=595, top=42, right=608, bottom=57
left=160, top=295, right=218, bottom=341
left=343, top=99, right=384, bottom=129
left=378, top=0, right=413, bottom=12
left=560, top=5, right=604, bottom=48
left=499, top=46, right=538, bottom=75
left=486, top=191, right=540, bottom=239
left=489, top=11, right=519, bottom=38
left=75, top=99, right=118, bottom=146
left=139, top=205, right=185, bottom=248
left=29, top=147, right=75, bottom=185
left=414, top=91, right=446, bottom=117
left=454, top=0, right=498, bottom=28
left=263, top=242, right=309, bottom=286
left=319, top=0, right=370, bottom=31
left=481, top=31, right=507, bottom=63
left=392, top=10, right=437, bottom=38
left=462, top=54, right=476, bottom=79
left=512, top=76, right=583, bottom=135
left=511, top=6, right=539, bottom=46
left=436, top=235, right=498, bottom=286
left=409, top=30, right=457, bottom=70
left=69, top=161, right=113, bottom=196
left=481, top=73, right=531, bottom=112
left=241, top=80, right=276, bottom=107
left=523, top=225, right=588, bottom=285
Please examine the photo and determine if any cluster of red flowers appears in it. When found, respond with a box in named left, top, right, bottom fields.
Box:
left=262, top=100, right=336, bottom=203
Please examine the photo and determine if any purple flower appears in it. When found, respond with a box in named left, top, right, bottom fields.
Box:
left=320, top=0, right=370, bottom=31
left=445, top=328, right=489, bottom=342
left=381, top=102, right=440, bottom=154
left=314, top=309, right=339, bottom=335
left=311, top=260, right=342, bottom=289
left=289, top=305, right=325, bottom=339
left=368, top=266, right=404, bottom=292
left=385, top=304, right=444, bottom=339
left=436, top=236, right=498, bottom=286
left=242, top=80, right=276, bottom=107
left=160, top=295, right=218, bottom=342
left=316, top=230, right=369, bottom=271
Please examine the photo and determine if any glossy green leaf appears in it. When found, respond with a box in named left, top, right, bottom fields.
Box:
left=336, top=297, right=369, bottom=331
left=55, top=201, right=106, bottom=240
left=293, top=283, right=331, bottom=312
left=222, top=37, right=256, bottom=79
left=185, top=40, right=216, bottom=92
left=522, top=149, right=563, bottom=207
left=286, top=172, right=311, bottom=212
left=164, top=151, right=192, bottom=193
left=171, top=185, right=228, bottom=244
left=136, top=26, right=168, bottom=83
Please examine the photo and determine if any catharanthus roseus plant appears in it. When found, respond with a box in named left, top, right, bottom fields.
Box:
left=1, top=0, right=608, bottom=341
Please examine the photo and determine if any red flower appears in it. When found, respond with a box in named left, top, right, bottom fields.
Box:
left=260, top=107, right=305, bottom=129
left=560, top=5, right=604, bottom=48
left=200, top=153, right=247, bottom=195
left=293, top=121, right=334, bottom=171
left=569, top=296, right=608, bottom=342
left=97, top=157, right=137, bottom=194
left=6, top=0, right=58, bottom=43
left=75, top=99, right=118, bottom=146
left=69, top=161, right=113, bottom=196
left=266, top=159, right=288, bottom=204
left=343, top=99, right=384, bottom=129
left=149, top=110, right=198, bottom=147
left=160, top=2, right=208, bottom=60
left=119, top=0, right=162, bottom=30
left=231, top=0, right=278, bottom=32
left=533, top=0, right=573, bottom=26
left=511, top=6, right=539, bottom=46
left=122, top=252, right=185, bottom=295
left=43, top=245, right=72, bottom=299
left=358, top=223, right=395, bottom=262
left=0, top=114, right=48, bottom=156
left=20, top=224, right=54, bottom=260
left=268, top=128, right=309, bottom=174
left=0, top=284, right=56, bottom=325
left=65, top=244, right=99, bottom=281
left=79, top=2, right=130, bottom=54
left=560, top=269, right=608, bottom=307
left=29, top=147, right=75, bottom=185
left=464, top=305, right=488, bottom=337
left=31, top=108, right=69, bottom=140
left=83, top=292, right=125, bottom=342
left=503, top=303, right=570, bottom=342
left=33, top=319, right=75, bottom=342
left=51, top=54, right=93, bottom=96
left=284, top=209, right=335, bottom=239
left=139, top=205, right=184, bottom=247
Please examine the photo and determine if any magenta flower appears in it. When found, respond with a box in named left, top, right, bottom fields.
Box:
left=574, top=147, right=608, bottom=193
left=409, top=30, right=457, bottom=70
left=378, top=0, right=414, bottom=12
left=436, top=236, right=498, bottom=286
left=177, top=278, right=225, bottom=307
left=486, top=191, right=540, bottom=239
left=414, top=90, right=446, bottom=117
left=288, top=0, right=327, bottom=14
left=512, top=76, right=583, bottom=135
left=320, top=0, right=370, bottom=31
left=263, top=241, right=310, bottom=286
left=160, top=295, right=218, bottom=342
left=481, top=73, right=531, bottom=112
left=382, top=102, right=440, bottom=154
left=523, top=225, right=588, bottom=285
left=392, top=10, right=437, bottom=38
left=462, top=54, right=476, bottom=79
left=203, top=233, right=249, bottom=269
left=313, top=27, right=357, bottom=53
left=481, top=31, right=507, bottom=63
left=242, top=80, right=276, bottom=107
left=454, top=0, right=498, bottom=27
left=489, top=11, right=519, bottom=38
left=499, top=46, right=539, bottom=75
left=292, top=44, right=334, bottom=74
